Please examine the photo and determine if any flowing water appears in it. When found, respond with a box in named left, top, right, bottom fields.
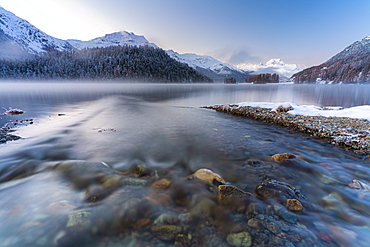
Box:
left=0, top=82, right=370, bottom=246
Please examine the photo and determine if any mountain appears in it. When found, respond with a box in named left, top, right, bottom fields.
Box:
left=0, top=7, right=72, bottom=59
left=236, top=59, right=304, bottom=79
left=327, top=35, right=370, bottom=62
left=68, top=31, right=158, bottom=49
left=166, top=50, right=249, bottom=82
left=293, top=35, right=370, bottom=84
left=0, top=7, right=156, bottom=60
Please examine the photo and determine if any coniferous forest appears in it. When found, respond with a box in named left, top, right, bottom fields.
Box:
left=0, top=46, right=213, bottom=82
left=247, top=73, right=279, bottom=84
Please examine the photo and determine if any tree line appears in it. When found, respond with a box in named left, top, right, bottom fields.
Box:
left=247, top=73, right=279, bottom=83
left=0, top=46, right=212, bottom=82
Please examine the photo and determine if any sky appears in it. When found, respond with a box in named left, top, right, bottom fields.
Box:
left=1, top=0, right=370, bottom=67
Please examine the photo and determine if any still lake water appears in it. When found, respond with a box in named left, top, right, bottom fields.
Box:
left=1, top=82, right=370, bottom=246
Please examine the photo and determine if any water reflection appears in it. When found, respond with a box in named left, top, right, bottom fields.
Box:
left=0, top=82, right=370, bottom=246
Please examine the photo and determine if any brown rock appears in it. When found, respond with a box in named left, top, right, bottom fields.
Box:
left=217, top=185, right=253, bottom=212
left=174, top=234, right=190, bottom=247
left=271, top=153, right=297, bottom=162
left=285, top=199, right=303, bottom=211
left=226, top=232, right=252, bottom=247
left=247, top=218, right=259, bottom=229
left=151, top=225, right=183, bottom=241
left=149, top=179, right=172, bottom=192
left=275, top=104, right=294, bottom=113
left=193, top=168, right=225, bottom=186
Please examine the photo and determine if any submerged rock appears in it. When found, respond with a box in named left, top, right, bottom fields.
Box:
left=149, top=178, right=172, bottom=192
left=66, top=211, right=91, bottom=229
left=271, top=153, right=297, bottom=162
left=226, top=232, right=252, bottom=247
left=190, top=198, right=216, bottom=219
left=217, top=185, right=254, bottom=212
left=255, top=179, right=306, bottom=203
left=174, top=234, right=190, bottom=247
left=274, top=205, right=298, bottom=224
left=247, top=218, right=260, bottom=229
left=348, top=179, right=370, bottom=191
left=150, top=225, right=183, bottom=241
left=128, top=163, right=151, bottom=177
left=153, top=213, right=178, bottom=226
left=285, top=199, right=303, bottom=211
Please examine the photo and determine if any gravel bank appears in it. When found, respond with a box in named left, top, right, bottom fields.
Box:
left=204, top=104, right=370, bottom=157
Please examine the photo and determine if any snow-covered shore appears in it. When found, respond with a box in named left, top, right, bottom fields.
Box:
left=204, top=102, right=370, bottom=157
left=237, top=102, right=370, bottom=121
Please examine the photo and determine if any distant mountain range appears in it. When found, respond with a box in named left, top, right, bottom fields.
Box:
left=0, top=6, right=305, bottom=82
left=236, top=58, right=304, bottom=79
left=166, top=50, right=249, bottom=82
left=293, top=35, right=370, bottom=83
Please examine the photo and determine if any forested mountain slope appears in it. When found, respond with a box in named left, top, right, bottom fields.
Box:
left=293, top=35, right=370, bottom=84
left=0, top=46, right=212, bottom=82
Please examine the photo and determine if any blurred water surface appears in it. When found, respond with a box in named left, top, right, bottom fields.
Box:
left=0, top=82, right=370, bottom=246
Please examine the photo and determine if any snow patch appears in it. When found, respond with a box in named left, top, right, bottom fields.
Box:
left=68, top=31, right=158, bottom=49
left=237, top=102, right=370, bottom=121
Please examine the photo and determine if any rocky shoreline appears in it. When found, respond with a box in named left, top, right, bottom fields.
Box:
left=0, top=160, right=350, bottom=247
left=203, top=104, right=370, bottom=157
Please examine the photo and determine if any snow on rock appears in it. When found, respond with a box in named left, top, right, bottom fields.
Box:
left=237, top=102, right=370, bottom=121
left=0, top=7, right=71, bottom=55
left=68, top=31, right=158, bottom=49
left=236, top=59, right=304, bottom=78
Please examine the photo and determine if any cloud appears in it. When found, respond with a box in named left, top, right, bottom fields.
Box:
left=228, top=50, right=261, bottom=64
left=210, top=47, right=262, bottom=65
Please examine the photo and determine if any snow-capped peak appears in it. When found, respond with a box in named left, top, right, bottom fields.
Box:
left=236, top=59, right=304, bottom=78
left=0, top=7, right=71, bottom=54
left=67, top=31, right=158, bottom=49
left=265, top=58, right=285, bottom=66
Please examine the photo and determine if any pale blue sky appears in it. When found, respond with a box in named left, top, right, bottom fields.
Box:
left=2, top=0, right=370, bottom=66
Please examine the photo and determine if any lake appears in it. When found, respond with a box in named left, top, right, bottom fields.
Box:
left=0, top=82, right=370, bottom=246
